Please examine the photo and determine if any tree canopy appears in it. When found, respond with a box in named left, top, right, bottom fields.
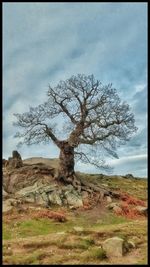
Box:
left=14, top=74, right=137, bottom=171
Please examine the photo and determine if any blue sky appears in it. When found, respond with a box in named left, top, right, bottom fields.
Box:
left=3, top=3, right=147, bottom=177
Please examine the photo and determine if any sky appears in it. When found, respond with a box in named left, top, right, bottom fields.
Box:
left=3, top=3, right=147, bottom=177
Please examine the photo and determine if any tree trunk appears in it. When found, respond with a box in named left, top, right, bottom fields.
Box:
left=57, top=141, right=119, bottom=203
left=58, top=141, right=81, bottom=190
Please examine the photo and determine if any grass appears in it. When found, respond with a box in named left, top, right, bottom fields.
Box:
left=3, top=217, right=84, bottom=240
left=4, top=252, right=42, bottom=265
left=81, top=247, right=107, bottom=261
left=78, top=173, right=147, bottom=200
left=3, top=172, right=147, bottom=265
left=3, top=225, right=12, bottom=240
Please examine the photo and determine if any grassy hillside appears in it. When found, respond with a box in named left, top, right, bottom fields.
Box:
left=3, top=158, right=148, bottom=265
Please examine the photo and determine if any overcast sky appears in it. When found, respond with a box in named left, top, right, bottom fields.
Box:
left=3, top=3, right=147, bottom=177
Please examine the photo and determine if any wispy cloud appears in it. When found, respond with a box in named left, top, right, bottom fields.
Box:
left=3, top=3, right=147, bottom=177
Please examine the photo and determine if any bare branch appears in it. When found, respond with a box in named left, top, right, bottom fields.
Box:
left=13, top=74, right=137, bottom=170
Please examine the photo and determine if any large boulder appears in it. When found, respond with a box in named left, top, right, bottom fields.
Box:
left=102, top=237, right=128, bottom=258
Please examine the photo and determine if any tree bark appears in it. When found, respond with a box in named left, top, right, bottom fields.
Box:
left=57, top=141, right=117, bottom=201
left=58, top=141, right=81, bottom=190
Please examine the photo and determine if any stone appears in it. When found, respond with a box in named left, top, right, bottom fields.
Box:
left=35, top=194, right=46, bottom=205
left=73, top=227, right=83, bottom=232
left=124, top=174, right=134, bottom=179
left=102, top=183, right=108, bottom=187
left=6, top=150, right=23, bottom=169
left=113, top=205, right=122, bottom=214
left=2, top=198, right=20, bottom=213
left=3, top=188, right=8, bottom=198
left=65, top=190, right=83, bottom=208
left=102, top=237, right=127, bottom=258
left=3, top=159, right=8, bottom=167
left=23, top=194, right=35, bottom=203
left=81, top=191, right=89, bottom=205
left=127, top=240, right=136, bottom=249
left=63, top=184, right=74, bottom=192
left=41, top=192, right=49, bottom=204
left=16, top=184, right=38, bottom=196
left=106, top=196, right=112, bottom=203
left=81, top=191, right=89, bottom=199
left=48, top=191, right=62, bottom=206
left=134, top=206, right=147, bottom=216
left=3, top=202, right=13, bottom=213
left=106, top=202, right=119, bottom=209
left=12, top=150, right=22, bottom=160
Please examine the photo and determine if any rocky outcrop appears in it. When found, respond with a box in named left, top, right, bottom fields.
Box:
left=3, top=164, right=55, bottom=194
left=15, top=183, right=83, bottom=209
left=124, top=174, right=134, bottom=179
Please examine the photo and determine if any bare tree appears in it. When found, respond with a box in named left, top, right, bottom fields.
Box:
left=13, top=74, right=137, bottom=189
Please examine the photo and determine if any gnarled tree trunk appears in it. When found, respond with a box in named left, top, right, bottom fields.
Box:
left=58, top=141, right=81, bottom=190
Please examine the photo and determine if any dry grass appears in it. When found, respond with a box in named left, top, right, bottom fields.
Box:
left=2, top=162, right=148, bottom=265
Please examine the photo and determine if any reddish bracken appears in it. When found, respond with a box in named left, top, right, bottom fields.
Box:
left=32, top=210, right=67, bottom=222
left=119, top=192, right=146, bottom=206
left=114, top=201, right=143, bottom=219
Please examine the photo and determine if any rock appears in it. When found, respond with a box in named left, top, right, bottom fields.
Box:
left=8, top=158, right=23, bottom=169
left=2, top=198, right=20, bottom=213
left=81, top=191, right=89, bottom=205
left=3, top=202, right=13, bottom=213
left=7, top=150, right=23, bottom=169
left=134, top=206, right=147, bottom=216
left=7, top=198, right=22, bottom=206
left=102, top=237, right=128, bottom=258
left=127, top=240, right=136, bottom=249
left=73, top=227, right=84, bottom=232
left=12, top=150, right=22, bottom=160
left=106, top=196, right=112, bottom=203
left=48, top=191, right=63, bottom=206
left=3, top=188, right=8, bottom=198
left=113, top=205, right=122, bottom=214
left=24, top=194, right=36, bottom=203
left=16, top=184, right=38, bottom=196
left=106, top=202, right=120, bottom=209
left=35, top=194, right=46, bottom=205
left=102, top=183, right=108, bottom=187
left=62, top=184, right=74, bottom=192
left=64, top=190, right=83, bottom=208
left=124, top=174, right=134, bottom=179
left=3, top=159, right=8, bottom=167
left=107, top=202, right=123, bottom=214
left=81, top=191, right=89, bottom=199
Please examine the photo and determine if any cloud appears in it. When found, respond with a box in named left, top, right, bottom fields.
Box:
left=3, top=3, right=147, bottom=177
left=107, top=154, right=147, bottom=177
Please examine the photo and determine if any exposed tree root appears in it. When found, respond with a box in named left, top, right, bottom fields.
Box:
left=56, top=171, right=120, bottom=205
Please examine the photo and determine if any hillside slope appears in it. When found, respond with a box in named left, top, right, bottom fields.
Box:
left=3, top=157, right=148, bottom=265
